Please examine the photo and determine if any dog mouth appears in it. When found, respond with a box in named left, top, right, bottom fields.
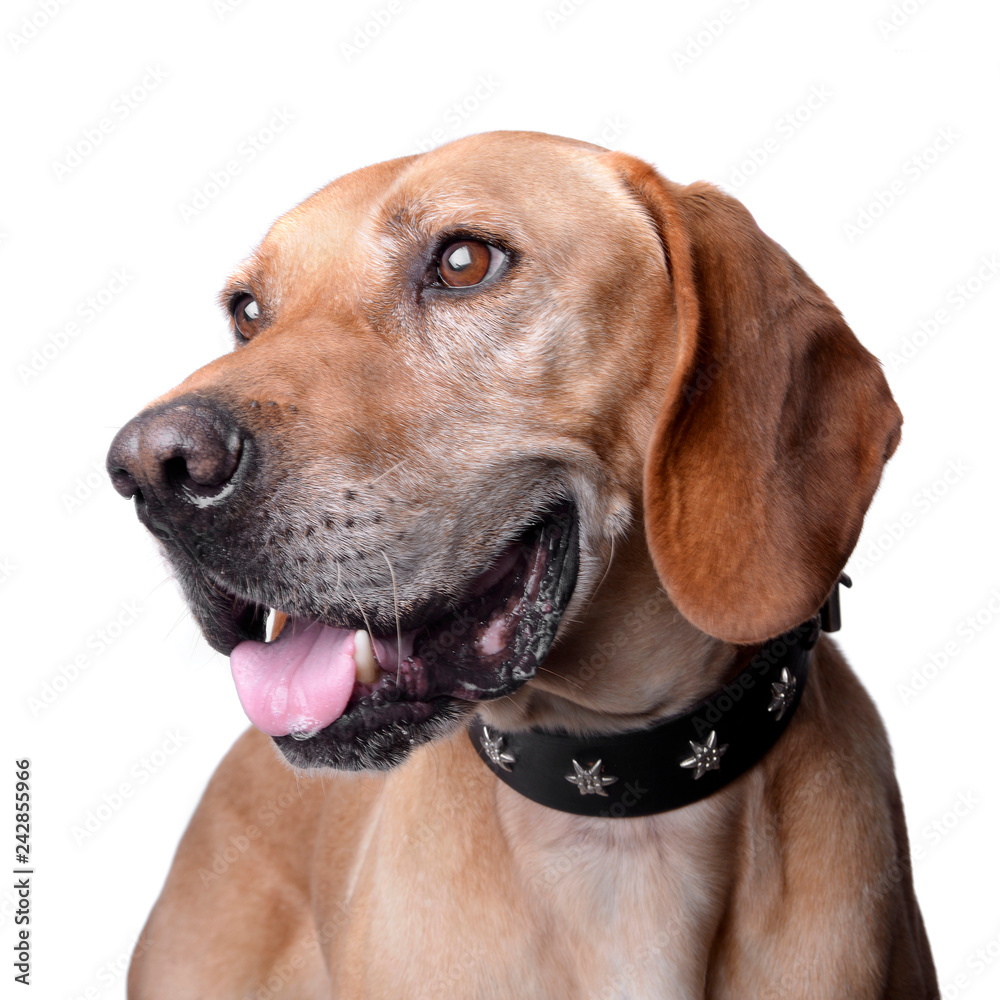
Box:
left=206, top=500, right=579, bottom=769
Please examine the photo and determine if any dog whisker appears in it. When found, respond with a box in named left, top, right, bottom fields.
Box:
left=382, top=551, right=403, bottom=684
left=534, top=662, right=584, bottom=692
left=578, top=534, right=616, bottom=618
left=345, top=584, right=376, bottom=651
left=367, top=457, right=407, bottom=486
left=164, top=608, right=191, bottom=641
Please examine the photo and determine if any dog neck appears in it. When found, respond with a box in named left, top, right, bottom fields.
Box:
left=469, top=620, right=815, bottom=817
left=469, top=518, right=844, bottom=818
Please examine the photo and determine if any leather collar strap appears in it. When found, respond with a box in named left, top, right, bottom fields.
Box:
left=468, top=616, right=821, bottom=818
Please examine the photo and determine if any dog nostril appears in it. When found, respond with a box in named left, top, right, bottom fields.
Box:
left=163, top=456, right=192, bottom=491
left=163, top=440, right=242, bottom=493
left=108, top=465, right=140, bottom=500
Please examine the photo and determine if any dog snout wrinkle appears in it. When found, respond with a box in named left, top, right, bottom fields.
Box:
left=107, top=396, right=248, bottom=532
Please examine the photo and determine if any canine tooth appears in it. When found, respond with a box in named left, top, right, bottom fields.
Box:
left=353, top=629, right=379, bottom=684
left=269, top=610, right=289, bottom=642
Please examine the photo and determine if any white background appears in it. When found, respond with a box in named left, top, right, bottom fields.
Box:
left=3, top=0, right=998, bottom=995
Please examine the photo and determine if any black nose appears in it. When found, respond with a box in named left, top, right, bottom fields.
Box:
left=106, top=396, right=247, bottom=536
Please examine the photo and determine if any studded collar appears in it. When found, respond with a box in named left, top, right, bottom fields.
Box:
left=468, top=579, right=849, bottom=818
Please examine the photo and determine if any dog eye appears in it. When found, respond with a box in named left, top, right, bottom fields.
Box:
left=232, top=293, right=262, bottom=340
left=437, top=240, right=505, bottom=288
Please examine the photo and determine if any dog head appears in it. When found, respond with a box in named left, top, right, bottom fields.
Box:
left=107, top=131, right=900, bottom=769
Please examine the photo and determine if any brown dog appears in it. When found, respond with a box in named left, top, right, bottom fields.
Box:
left=108, top=131, right=938, bottom=998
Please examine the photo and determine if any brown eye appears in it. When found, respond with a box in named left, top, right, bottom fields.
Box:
left=232, top=293, right=262, bottom=341
left=437, top=240, right=505, bottom=288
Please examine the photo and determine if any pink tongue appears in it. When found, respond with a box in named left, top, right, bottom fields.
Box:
left=230, top=622, right=358, bottom=737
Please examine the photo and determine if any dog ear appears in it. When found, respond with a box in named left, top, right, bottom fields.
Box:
left=606, top=154, right=902, bottom=644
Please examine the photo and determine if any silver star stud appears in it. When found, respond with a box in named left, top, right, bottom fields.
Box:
left=565, top=759, right=618, bottom=796
left=480, top=726, right=515, bottom=771
left=768, top=667, right=796, bottom=721
left=680, top=730, right=728, bottom=780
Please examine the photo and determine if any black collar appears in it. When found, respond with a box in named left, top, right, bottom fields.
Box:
left=467, top=583, right=848, bottom=818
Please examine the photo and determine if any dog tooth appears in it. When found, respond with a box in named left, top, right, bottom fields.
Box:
left=353, top=629, right=379, bottom=684
left=269, top=609, right=289, bottom=642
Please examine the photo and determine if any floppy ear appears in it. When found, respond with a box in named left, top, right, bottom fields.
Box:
left=606, top=154, right=902, bottom=644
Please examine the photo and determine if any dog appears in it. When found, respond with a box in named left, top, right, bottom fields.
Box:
left=107, top=131, right=938, bottom=998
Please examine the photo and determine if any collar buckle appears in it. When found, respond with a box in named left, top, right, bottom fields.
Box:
left=820, top=572, right=852, bottom=633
